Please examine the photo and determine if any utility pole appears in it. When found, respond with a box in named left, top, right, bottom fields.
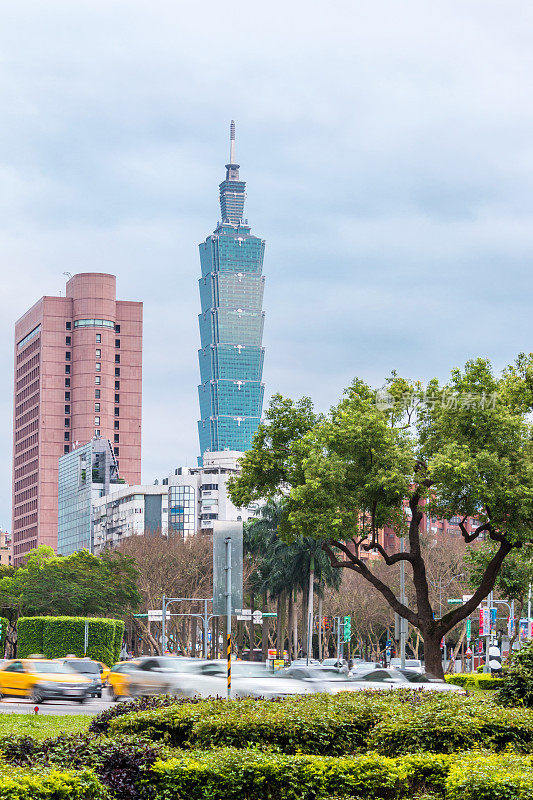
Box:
left=225, top=536, right=232, bottom=699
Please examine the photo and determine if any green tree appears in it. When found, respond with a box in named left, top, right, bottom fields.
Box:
left=229, top=358, right=533, bottom=678
left=0, top=546, right=141, bottom=620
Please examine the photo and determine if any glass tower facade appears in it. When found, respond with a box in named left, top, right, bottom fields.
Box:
left=197, top=122, right=265, bottom=457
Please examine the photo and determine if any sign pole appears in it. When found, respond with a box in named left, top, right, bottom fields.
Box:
left=84, top=620, right=89, bottom=656
left=225, top=536, right=232, bottom=700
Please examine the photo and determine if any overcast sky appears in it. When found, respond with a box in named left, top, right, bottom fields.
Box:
left=0, top=1, right=532, bottom=529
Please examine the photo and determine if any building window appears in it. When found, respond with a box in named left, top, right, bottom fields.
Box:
left=95, top=389, right=100, bottom=399
left=65, top=336, right=71, bottom=345
left=115, top=381, right=120, bottom=390
left=64, top=445, right=70, bottom=454
left=95, top=429, right=100, bottom=436
left=65, top=351, right=71, bottom=360
left=95, top=362, right=101, bottom=372
left=114, top=407, right=119, bottom=416
left=94, top=416, right=100, bottom=426
left=96, top=349, right=101, bottom=358
left=95, top=403, right=100, bottom=412
left=64, top=391, right=70, bottom=401
left=95, top=376, right=101, bottom=385
left=114, top=434, right=119, bottom=443
left=65, top=365, right=70, bottom=374
left=64, top=418, right=70, bottom=427
left=64, top=404, right=70, bottom=414
left=115, top=324, right=120, bottom=333
left=114, top=421, right=119, bottom=429
left=114, top=447, right=119, bottom=456
left=114, top=394, right=120, bottom=403
left=64, top=432, right=69, bottom=441
left=115, top=339, right=120, bottom=348
left=66, top=322, right=71, bottom=330
left=115, top=354, right=120, bottom=363
left=96, top=333, right=101, bottom=343
left=115, top=368, right=120, bottom=377
left=65, top=378, right=70, bottom=387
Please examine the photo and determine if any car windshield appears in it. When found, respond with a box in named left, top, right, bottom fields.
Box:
left=65, top=660, right=100, bottom=674
left=28, top=661, right=76, bottom=674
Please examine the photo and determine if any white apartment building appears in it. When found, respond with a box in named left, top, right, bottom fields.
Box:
left=92, top=485, right=169, bottom=554
left=92, top=451, right=257, bottom=553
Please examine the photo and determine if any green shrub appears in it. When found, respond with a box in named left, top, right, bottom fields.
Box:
left=17, top=617, right=45, bottom=657
left=446, top=754, right=533, bottom=800
left=148, top=749, right=410, bottom=800
left=111, top=692, right=398, bottom=754
left=498, top=641, right=533, bottom=707
left=111, top=619, right=124, bottom=664
left=17, top=616, right=120, bottom=664
left=111, top=690, right=533, bottom=756
left=0, top=764, right=107, bottom=799
left=369, top=693, right=533, bottom=754
left=445, top=674, right=503, bottom=691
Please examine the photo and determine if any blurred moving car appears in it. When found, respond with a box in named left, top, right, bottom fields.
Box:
left=321, top=658, right=349, bottom=674
left=59, top=658, right=104, bottom=698
left=348, top=667, right=464, bottom=693
left=390, top=658, right=423, bottom=672
left=0, top=659, right=91, bottom=703
left=107, top=660, right=142, bottom=700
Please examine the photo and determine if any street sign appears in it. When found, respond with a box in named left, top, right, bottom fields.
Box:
left=236, top=609, right=252, bottom=620
left=479, top=607, right=490, bottom=636
left=447, top=599, right=462, bottom=605
left=466, top=618, right=471, bottom=640
left=212, top=520, right=243, bottom=615
left=148, top=610, right=166, bottom=622
left=253, top=610, right=263, bottom=623
left=465, top=646, right=473, bottom=657
left=463, top=594, right=474, bottom=603
left=262, top=612, right=277, bottom=618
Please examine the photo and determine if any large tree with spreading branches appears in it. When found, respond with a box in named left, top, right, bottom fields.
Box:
left=228, top=356, right=533, bottom=677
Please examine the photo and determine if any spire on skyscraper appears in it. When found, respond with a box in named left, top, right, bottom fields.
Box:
left=229, top=119, right=236, bottom=165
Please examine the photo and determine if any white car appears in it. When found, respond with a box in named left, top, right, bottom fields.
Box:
left=390, top=658, right=423, bottom=672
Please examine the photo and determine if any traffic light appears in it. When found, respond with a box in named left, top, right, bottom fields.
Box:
left=343, top=615, right=351, bottom=642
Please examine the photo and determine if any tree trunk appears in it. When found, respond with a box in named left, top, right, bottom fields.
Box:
left=307, top=557, right=315, bottom=659
left=293, top=589, right=298, bottom=657
left=424, top=631, right=444, bottom=678
left=318, top=594, right=323, bottom=660
left=287, top=592, right=293, bottom=661
left=237, top=619, right=244, bottom=658
left=301, top=583, right=308, bottom=657
left=6, top=620, right=16, bottom=659
left=249, top=591, right=255, bottom=661
left=262, top=591, right=269, bottom=661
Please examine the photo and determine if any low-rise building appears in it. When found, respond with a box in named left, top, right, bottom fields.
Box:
left=0, top=531, right=13, bottom=567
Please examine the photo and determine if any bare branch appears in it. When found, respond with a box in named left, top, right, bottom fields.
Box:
left=324, top=540, right=418, bottom=626
left=360, top=539, right=415, bottom=565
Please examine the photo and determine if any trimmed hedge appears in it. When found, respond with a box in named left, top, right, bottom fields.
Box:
left=445, top=674, right=504, bottom=691
left=17, top=616, right=45, bottom=658
left=147, top=749, right=451, bottom=800
left=148, top=750, right=533, bottom=800
left=0, top=765, right=107, bottom=799
left=110, top=691, right=533, bottom=755
left=17, top=616, right=122, bottom=664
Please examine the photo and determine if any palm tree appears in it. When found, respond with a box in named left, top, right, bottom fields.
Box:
left=244, top=499, right=340, bottom=659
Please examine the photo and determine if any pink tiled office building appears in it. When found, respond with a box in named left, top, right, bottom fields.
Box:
left=13, top=273, right=142, bottom=565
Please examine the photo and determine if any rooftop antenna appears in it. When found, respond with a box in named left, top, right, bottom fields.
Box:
left=229, top=120, right=236, bottom=164
left=63, top=271, right=72, bottom=280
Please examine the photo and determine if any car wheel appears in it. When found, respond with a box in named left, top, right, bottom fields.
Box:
left=77, top=696, right=86, bottom=704
left=30, top=690, right=43, bottom=704
left=110, top=688, right=119, bottom=702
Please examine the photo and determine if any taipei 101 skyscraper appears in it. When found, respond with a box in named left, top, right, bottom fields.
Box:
left=197, top=122, right=266, bottom=458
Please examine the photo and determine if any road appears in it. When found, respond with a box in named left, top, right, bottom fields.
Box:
left=0, top=689, right=121, bottom=714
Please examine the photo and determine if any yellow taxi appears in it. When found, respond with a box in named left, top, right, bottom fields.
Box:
left=107, top=660, right=140, bottom=701
left=0, top=659, right=91, bottom=703
left=98, top=662, right=110, bottom=684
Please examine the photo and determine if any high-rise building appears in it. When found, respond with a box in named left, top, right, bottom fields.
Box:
left=197, top=121, right=266, bottom=458
left=12, top=273, right=142, bottom=564
left=57, top=437, right=121, bottom=556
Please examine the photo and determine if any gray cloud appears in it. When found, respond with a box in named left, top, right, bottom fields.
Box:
left=0, top=0, right=532, bottom=527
